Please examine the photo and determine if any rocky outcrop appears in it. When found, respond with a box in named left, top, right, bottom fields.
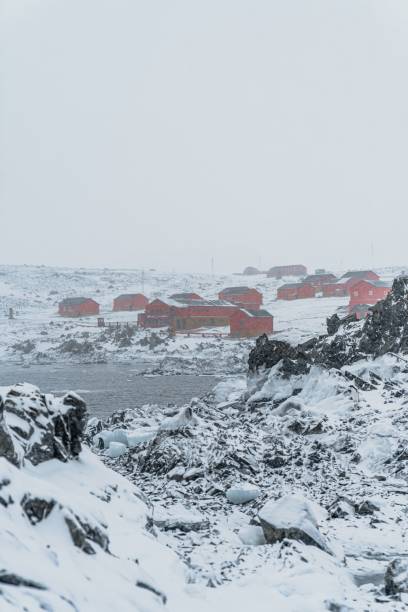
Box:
left=249, top=276, right=408, bottom=375
left=258, top=494, right=331, bottom=553
left=0, top=383, right=88, bottom=467
left=385, top=558, right=408, bottom=596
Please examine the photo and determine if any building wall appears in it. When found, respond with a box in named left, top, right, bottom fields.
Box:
left=349, top=282, right=391, bottom=307
left=322, top=284, right=348, bottom=297
left=170, top=304, right=238, bottom=330
left=59, top=301, right=99, bottom=317
left=218, top=289, right=262, bottom=310
left=172, top=315, right=231, bottom=330
left=277, top=285, right=315, bottom=300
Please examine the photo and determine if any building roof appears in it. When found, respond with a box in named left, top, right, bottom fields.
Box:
left=220, top=286, right=255, bottom=295
left=60, top=297, right=96, bottom=306
left=169, top=292, right=202, bottom=303
left=238, top=308, right=273, bottom=318
left=278, top=282, right=312, bottom=290
left=341, top=270, right=376, bottom=278
left=304, top=273, right=336, bottom=283
left=354, top=279, right=392, bottom=289
left=115, top=293, right=146, bottom=300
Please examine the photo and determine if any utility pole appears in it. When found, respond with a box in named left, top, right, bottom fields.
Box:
left=141, top=269, right=145, bottom=293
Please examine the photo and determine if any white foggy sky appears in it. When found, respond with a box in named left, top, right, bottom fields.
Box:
left=1, top=0, right=408, bottom=273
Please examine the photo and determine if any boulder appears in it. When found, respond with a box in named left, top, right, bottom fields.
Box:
left=238, top=525, right=266, bottom=546
left=385, top=558, right=408, bottom=596
left=258, top=494, right=331, bottom=553
left=0, top=384, right=88, bottom=467
left=226, top=483, right=260, bottom=505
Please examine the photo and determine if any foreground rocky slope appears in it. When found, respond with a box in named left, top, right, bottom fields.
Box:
left=88, top=278, right=408, bottom=610
left=0, top=383, right=197, bottom=612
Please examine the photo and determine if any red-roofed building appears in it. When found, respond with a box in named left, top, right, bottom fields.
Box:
left=277, top=282, right=316, bottom=300
left=218, top=286, right=262, bottom=310
left=349, top=279, right=392, bottom=309
left=230, top=309, right=273, bottom=338
left=137, top=299, right=172, bottom=328
left=113, top=293, right=148, bottom=312
left=59, top=297, right=99, bottom=317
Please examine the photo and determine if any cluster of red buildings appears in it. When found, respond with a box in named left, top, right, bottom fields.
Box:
left=59, top=293, right=149, bottom=317
left=275, top=269, right=392, bottom=319
left=57, top=286, right=272, bottom=339
left=137, top=286, right=273, bottom=338
left=276, top=270, right=389, bottom=303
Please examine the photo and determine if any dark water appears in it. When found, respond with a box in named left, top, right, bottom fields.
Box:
left=0, top=363, right=219, bottom=419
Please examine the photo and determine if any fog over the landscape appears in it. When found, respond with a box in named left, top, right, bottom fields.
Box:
left=1, top=0, right=408, bottom=273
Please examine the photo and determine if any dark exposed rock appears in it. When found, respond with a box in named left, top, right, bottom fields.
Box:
left=354, top=500, right=380, bottom=516
left=136, top=580, right=167, bottom=604
left=385, top=558, right=408, bottom=596
left=0, top=398, right=19, bottom=466
left=0, top=571, right=46, bottom=590
left=21, top=495, right=56, bottom=525
left=64, top=512, right=109, bottom=555
left=0, top=384, right=88, bottom=467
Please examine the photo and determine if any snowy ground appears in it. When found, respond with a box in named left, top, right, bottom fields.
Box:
left=2, top=265, right=408, bottom=611
left=0, top=264, right=401, bottom=372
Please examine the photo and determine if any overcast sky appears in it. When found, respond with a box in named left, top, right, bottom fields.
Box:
left=1, top=1, right=408, bottom=274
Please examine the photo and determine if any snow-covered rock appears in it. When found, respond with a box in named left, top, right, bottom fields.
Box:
left=153, top=503, right=209, bottom=532
left=0, top=383, right=87, bottom=466
left=226, top=483, right=260, bottom=504
left=0, top=385, right=192, bottom=611
left=385, top=558, right=408, bottom=596
left=238, top=525, right=266, bottom=546
left=258, top=494, right=331, bottom=553
left=159, top=405, right=199, bottom=431
left=105, top=441, right=127, bottom=458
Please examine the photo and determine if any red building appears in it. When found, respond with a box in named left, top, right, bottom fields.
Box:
left=171, top=301, right=239, bottom=331
left=169, top=292, right=203, bottom=304
left=230, top=309, right=273, bottom=338
left=267, top=265, right=307, bottom=279
left=349, top=279, right=392, bottom=309
left=58, top=297, right=99, bottom=317
left=277, top=282, right=316, bottom=300
left=341, top=270, right=379, bottom=283
left=113, top=293, right=148, bottom=312
left=137, top=299, right=172, bottom=328
left=218, top=286, right=262, bottom=310
left=304, top=273, right=337, bottom=288
left=322, top=281, right=349, bottom=298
